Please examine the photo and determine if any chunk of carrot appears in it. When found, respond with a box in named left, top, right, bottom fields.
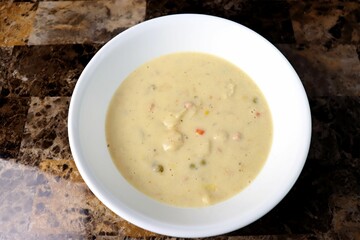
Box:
left=196, top=128, right=205, bottom=135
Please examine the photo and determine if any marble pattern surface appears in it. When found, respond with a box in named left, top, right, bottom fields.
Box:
left=19, top=97, right=71, bottom=166
left=146, top=0, right=296, bottom=43
left=28, top=0, right=146, bottom=45
left=1, top=44, right=101, bottom=97
left=0, top=97, right=29, bottom=158
left=0, top=2, right=36, bottom=46
left=288, top=0, right=360, bottom=45
left=277, top=44, right=360, bottom=96
left=0, top=0, right=359, bottom=239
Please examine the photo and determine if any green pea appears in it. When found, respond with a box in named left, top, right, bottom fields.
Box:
left=189, top=163, right=196, bottom=169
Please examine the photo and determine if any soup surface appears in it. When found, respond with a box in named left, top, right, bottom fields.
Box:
left=106, top=52, right=272, bottom=207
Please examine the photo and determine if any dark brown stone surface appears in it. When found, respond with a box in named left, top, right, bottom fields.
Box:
left=19, top=97, right=71, bottom=166
left=0, top=97, right=29, bottom=158
left=1, top=44, right=102, bottom=97
left=146, top=0, right=296, bottom=43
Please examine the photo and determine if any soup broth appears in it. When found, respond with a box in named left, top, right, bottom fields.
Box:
left=106, top=52, right=273, bottom=207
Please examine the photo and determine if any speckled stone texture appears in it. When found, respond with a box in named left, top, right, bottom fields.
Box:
left=19, top=97, right=71, bottom=166
left=0, top=0, right=359, bottom=239
left=0, top=159, right=155, bottom=239
left=0, top=97, right=29, bottom=158
left=0, top=159, right=38, bottom=236
left=277, top=44, right=360, bottom=97
left=0, top=47, right=13, bottom=85
left=0, top=2, right=36, bottom=46
left=0, top=44, right=102, bottom=97
left=146, top=0, right=295, bottom=43
left=288, top=0, right=359, bottom=45
left=28, top=0, right=146, bottom=45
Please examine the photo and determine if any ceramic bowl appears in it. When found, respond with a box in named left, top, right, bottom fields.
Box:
left=68, top=14, right=311, bottom=237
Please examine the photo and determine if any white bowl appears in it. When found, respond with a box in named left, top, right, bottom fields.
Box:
left=68, top=14, right=311, bottom=237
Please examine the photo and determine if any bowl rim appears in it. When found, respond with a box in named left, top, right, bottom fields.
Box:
left=68, top=13, right=312, bottom=237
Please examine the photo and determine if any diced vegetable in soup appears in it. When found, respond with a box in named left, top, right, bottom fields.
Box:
left=106, top=52, right=273, bottom=207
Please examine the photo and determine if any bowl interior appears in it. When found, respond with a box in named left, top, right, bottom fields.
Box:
left=68, top=14, right=311, bottom=237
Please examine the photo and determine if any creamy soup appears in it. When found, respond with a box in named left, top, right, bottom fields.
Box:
left=106, top=52, right=273, bottom=207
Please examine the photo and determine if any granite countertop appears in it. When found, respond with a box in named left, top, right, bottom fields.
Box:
left=0, top=0, right=359, bottom=239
